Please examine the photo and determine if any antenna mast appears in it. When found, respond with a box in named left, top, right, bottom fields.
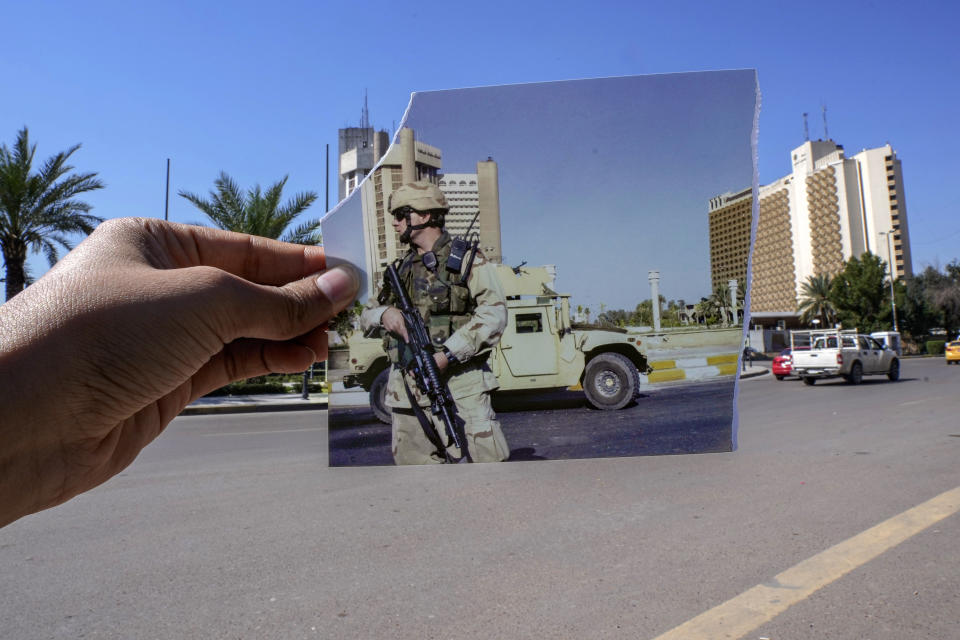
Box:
left=822, top=104, right=829, bottom=140
left=361, top=89, right=370, bottom=129
left=802, top=113, right=810, bottom=141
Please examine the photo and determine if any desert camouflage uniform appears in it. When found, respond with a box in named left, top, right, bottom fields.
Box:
left=360, top=232, right=510, bottom=464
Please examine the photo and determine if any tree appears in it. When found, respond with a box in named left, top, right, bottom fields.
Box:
left=829, top=252, right=901, bottom=333
left=329, top=301, right=365, bottom=339
left=904, top=260, right=960, bottom=336
left=925, top=260, right=960, bottom=333
left=707, top=283, right=732, bottom=326
left=181, top=171, right=322, bottom=392
left=692, top=298, right=712, bottom=325
left=0, top=127, right=104, bottom=300
left=179, top=171, right=320, bottom=245
left=798, top=273, right=837, bottom=327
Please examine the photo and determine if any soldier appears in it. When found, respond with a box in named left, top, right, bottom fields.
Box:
left=360, top=181, right=510, bottom=464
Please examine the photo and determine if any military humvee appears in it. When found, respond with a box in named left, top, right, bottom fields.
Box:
left=333, top=264, right=652, bottom=423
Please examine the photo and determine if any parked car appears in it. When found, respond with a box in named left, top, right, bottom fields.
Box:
left=772, top=348, right=793, bottom=380
left=946, top=341, right=960, bottom=365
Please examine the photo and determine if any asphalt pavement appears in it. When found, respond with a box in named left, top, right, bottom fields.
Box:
left=3, top=358, right=958, bottom=639
left=187, top=364, right=768, bottom=416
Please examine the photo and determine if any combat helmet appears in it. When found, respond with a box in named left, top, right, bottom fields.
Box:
left=388, top=181, right=448, bottom=214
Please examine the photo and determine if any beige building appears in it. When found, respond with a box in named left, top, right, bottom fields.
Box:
left=337, top=98, right=390, bottom=201
left=708, top=187, right=753, bottom=292
left=709, top=140, right=913, bottom=327
left=356, top=128, right=442, bottom=286
left=339, top=128, right=389, bottom=200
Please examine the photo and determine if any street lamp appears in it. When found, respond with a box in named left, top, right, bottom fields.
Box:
left=879, top=231, right=899, bottom=332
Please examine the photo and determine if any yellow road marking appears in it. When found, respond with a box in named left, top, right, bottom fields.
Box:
left=647, top=369, right=686, bottom=383
left=652, top=486, right=960, bottom=640
left=707, top=354, right=739, bottom=365
left=715, top=363, right=739, bottom=376
left=649, top=360, right=677, bottom=371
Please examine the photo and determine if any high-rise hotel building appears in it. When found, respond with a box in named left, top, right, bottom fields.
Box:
left=438, top=158, right=503, bottom=264
left=709, top=139, right=913, bottom=327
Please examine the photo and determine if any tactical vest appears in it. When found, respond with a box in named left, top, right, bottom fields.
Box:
left=384, top=233, right=476, bottom=364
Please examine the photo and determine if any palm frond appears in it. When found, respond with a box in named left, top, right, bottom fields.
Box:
left=281, top=218, right=322, bottom=246
left=182, top=171, right=319, bottom=243
left=0, top=127, right=101, bottom=298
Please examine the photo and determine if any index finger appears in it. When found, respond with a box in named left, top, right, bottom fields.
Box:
left=128, top=218, right=327, bottom=285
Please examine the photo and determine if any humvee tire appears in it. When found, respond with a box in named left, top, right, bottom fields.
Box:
left=369, top=368, right=392, bottom=424
left=583, top=352, right=638, bottom=410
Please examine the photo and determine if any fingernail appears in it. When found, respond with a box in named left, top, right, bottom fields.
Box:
left=316, top=265, right=359, bottom=305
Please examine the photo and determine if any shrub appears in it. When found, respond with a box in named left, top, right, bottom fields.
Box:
left=925, top=340, right=946, bottom=355
left=204, top=381, right=288, bottom=397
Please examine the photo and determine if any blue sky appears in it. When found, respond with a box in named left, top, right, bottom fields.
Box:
left=325, top=72, right=756, bottom=308
left=4, top=1, right=959, bottom=300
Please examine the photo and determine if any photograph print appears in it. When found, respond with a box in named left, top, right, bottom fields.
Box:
left=321, top=71, right=759, bottom=466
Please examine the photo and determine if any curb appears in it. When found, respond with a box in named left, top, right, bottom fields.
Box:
left=181, top=398, right=328, bottom=416
left=642, top=352, right=754, bottom=385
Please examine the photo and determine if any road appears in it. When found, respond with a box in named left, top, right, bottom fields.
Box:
left=1, top=358, right=958, bottom=639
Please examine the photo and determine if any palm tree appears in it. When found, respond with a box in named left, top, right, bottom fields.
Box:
left=799, top=273, right=837, bottom=327
left=708, top=283, right=732, bottom=326
left=0, top=127, right=104, bottom=300
left=180, top=171, right=322, bottom=396
left=179, top=171, right=320, bottom=245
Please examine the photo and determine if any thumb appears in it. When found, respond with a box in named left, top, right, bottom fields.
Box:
left=223, top=264, right=361, bottom=342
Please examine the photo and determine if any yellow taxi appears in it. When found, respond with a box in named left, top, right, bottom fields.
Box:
left=946, top=340, right=960, bottom=364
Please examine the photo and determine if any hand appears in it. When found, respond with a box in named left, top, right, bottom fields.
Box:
left=381, top=307, right=409, bottom=342
left=0, top=218, right=359, bottom=528
left=433, top=351, right=449, bottom=372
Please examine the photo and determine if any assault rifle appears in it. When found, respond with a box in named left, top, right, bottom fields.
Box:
left=380, top=262, right=472, bottom=463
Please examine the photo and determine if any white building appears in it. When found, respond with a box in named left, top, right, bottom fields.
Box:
left=438, top=158, right=502, bottom=263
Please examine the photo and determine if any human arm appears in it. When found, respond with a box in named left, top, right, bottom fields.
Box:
left=442, top=255, right=508, bottom=364
left=0, top=218, right=359, bottom=528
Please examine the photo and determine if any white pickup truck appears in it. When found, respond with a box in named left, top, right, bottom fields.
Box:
left=789, top=328, right=900, bottom=385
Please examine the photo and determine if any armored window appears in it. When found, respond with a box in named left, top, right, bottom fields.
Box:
left=515, top=313, right=543, bottom=334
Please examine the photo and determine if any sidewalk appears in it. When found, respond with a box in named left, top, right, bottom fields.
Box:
left=181, top=393, right=328, bottom=416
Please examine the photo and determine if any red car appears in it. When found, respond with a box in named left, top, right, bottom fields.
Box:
left=772, top=348, right=793, bottom=380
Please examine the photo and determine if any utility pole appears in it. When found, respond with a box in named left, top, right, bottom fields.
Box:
left=164, top=158, right=170, bottom=220
left=302, top=143, right=332, bottom=401
left=879, top=231, right=899, bottom=332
